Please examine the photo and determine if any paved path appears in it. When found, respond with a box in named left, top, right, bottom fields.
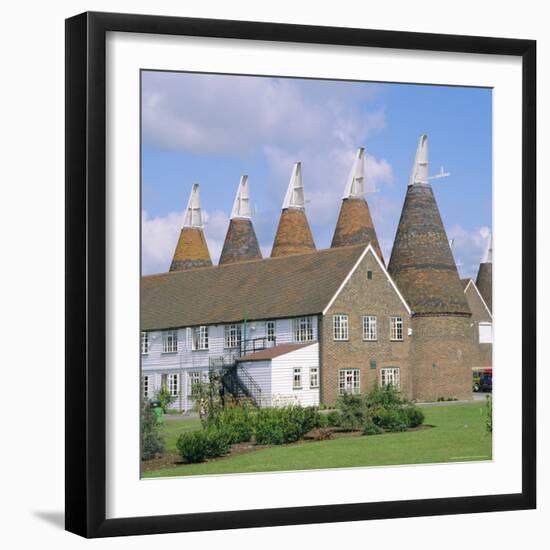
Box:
left=417, top=393, right=490, bottom=407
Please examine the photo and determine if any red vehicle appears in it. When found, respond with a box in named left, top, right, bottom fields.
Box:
left=479, top=369, right=493, bottom=392
left=473, top=367, right=492, bottom=392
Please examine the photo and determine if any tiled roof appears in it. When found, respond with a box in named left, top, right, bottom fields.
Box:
left=388, top=184, right=470, bottom=316
left=271, top=208, right=316, bottom=258
left=169, top=227, right=212, bottom=272
left=237, top=342, right=314, bottom=362
left=142, top=244, right=366, bottom=330
left=219, top=218, right=262, bottom=265
left=331, top=197, right=384, bottom=263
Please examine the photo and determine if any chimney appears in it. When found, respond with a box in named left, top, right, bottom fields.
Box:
left=331, top=147, right=384, bottom=262
left=476, top=233, right=492, bottom=311
left=219, top=175, right=262, bottom=265
left=271, top=162, right=316, bottom=258
left=169, top=184, right=213, bottom=272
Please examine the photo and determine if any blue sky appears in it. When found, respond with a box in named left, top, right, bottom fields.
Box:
left=141, top=71, right=492, bottom=278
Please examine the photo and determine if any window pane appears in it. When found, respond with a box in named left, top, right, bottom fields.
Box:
left=310, top=368, right=319, bottom=388
left=266, top=321, right=276, bottom=342
left=380, top=368, right=400, bottom=390
left=293, top=368, right=302, bottom=389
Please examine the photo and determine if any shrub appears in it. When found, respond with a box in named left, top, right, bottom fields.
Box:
left=204, top=428, right=231, bottom=458
left=254, top=411, right=287, bottom=445
left=176, top=431, right=210, bottom=463
left=365, top=384, right=402, bottom=408
left=253, top=406, right=319, bottom=445
left=375, top=408, right=408, bottom=432
left=338, top=393, right=366, bottom=431
left=363, top=417, right=383, bottom=436
left=318, top=413, right=330, bottom=428
left=401, top=405, right=425, bottom=428
left=297, top=406, right=322, bottom=433
left=326, top=410, right=342, bottom=427
left=141, top=401, right=165, bottom=460
left=208, top=404, right=253, bottom=444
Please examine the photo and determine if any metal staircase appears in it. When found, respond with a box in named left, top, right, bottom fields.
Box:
left=209, top=337, right=275, bottom=407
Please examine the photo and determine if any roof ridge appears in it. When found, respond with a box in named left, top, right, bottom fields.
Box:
left=143, top=243, right=367, bottom=280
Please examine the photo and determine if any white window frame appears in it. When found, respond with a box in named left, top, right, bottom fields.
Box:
left=339, top=369, right=360, bottom=395
left=188, top=371, right=201, bottom=397
left=478, top=322, right=493, bottom=344
left=332, top=314, right=349, bottom=341
left=192, top=326, right=209, bottom=350
left=224, top=324, right=242, bottom=349
left=362, top=315, right=377, bottom=341
left=142, top=375, right=149, bottom=398
left=293, top=367, right=302, bottom=390
left=162, top=330, right=178, bottom=353
left=380, top=367, right=401, bottom=390
left=309, top=367, right=319, bottom=389
left=266, top=320, right=276, bottom=343
left=141, top=331, right=149, bottom=354
left=390, top=316, right=404, bottom=341
left=293, top=317, right=314, bottom=342
left=167, top=373, right=179, bottom=397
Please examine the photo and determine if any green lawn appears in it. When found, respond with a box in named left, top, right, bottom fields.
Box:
left=143, top=403, right=491, bottom=478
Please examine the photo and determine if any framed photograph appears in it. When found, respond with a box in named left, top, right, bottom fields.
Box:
left=65, top=11, right=536, bottom=538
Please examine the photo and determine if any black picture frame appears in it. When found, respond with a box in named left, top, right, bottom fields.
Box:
left=65, top=11, right=536, bottom=538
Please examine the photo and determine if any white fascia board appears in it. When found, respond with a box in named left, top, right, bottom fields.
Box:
left=322, top=244, right=412, bottom=316
left=464, top=279, right=493, bottom=320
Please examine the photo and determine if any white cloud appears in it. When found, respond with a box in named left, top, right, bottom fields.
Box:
left=142, top=72, right=398, bottom=269
left=447, top=224, right=491, bottom=279
left=142, top=73, right=384, bottom=158
left=141, top=209, right=229, bottom=275
left=143, top=72, right=393, bottom=226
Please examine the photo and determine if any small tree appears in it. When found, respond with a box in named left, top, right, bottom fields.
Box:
left=155, top=383, right=176, bottom=413
left=193, top=372, right=224, bottom=428
left=337, top=393, right=366, bottom=431
left=141, top=400, right=165, bottom=460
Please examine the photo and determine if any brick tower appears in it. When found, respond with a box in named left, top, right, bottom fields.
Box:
left=169, top=183, right=213, bottom=272
left=476, top=233, right=492, bottom=312
left=388, top=135, right=472, bottom=401
left=219, top=175, right=263, bottom=265
left=331, top=147, right=384, bottom=263
left=271, top=162, right=316, bottom=258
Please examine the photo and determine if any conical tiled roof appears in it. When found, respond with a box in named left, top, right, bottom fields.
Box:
left=271, top=162, right=316, bottom=258
left=219, top=176, right=262, bottom=265
left=476, top=233, right=492, bottom=311
left=388, top=135, right=470, bottom=315
left=331, top=148, right=384, bottom=262
left=169, top=184, right=212, bottom=272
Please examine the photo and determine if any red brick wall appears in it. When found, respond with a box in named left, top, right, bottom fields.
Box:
left=410, top=315, right=473, bottom=401
left=320, top=249, right=412, bottom=404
